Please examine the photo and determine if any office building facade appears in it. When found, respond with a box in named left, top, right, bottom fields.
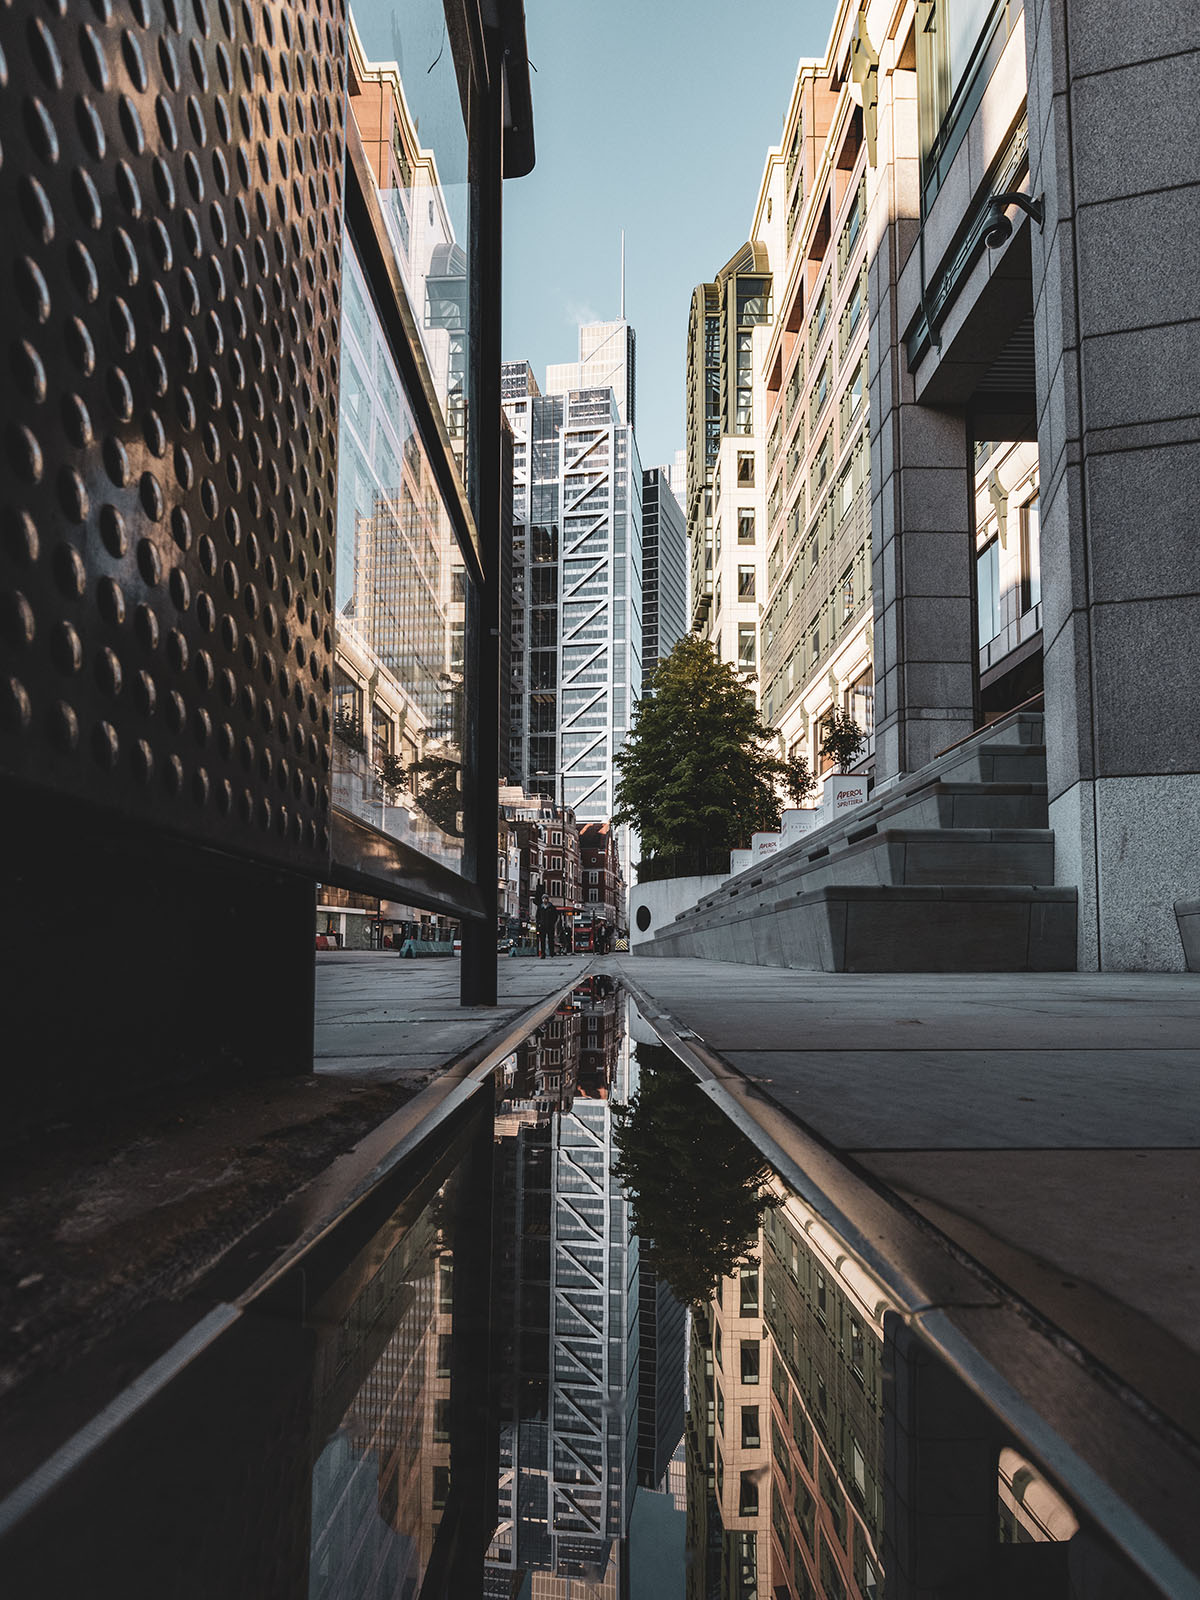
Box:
left=758, top=58, right=875, bottom=781
left=684, top=233, right=779, bottom=695
left=641, top=467, right=689, bottom=680
left=502, top=350, right=643, bottom=827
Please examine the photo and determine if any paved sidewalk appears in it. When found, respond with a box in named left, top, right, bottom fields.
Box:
left=615, top=956, right=1200, bottom=1442
left=314, top=951, right=591, bottom=1081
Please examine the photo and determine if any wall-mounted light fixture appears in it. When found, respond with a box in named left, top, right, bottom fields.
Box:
left=982, top=191, right=1045, bottom=248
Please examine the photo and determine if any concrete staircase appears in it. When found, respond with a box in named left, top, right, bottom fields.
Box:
left=639, top=710, right=1077, bottom=972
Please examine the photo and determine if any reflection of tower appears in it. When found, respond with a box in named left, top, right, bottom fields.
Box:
left=488, top=991, right=642, bottom=1599
left=637, top=1264, right=687, bottom=1491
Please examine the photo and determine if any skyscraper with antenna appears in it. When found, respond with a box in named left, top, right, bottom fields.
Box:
left=544, top=233, right=636, bottom=429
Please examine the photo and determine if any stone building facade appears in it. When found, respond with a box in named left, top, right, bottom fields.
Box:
left=744, top=0, right=1197, bottom=970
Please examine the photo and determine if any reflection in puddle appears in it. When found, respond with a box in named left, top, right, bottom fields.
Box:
left=302, top=981, right=1082, bottom=1598
left=0, top=982, right=1095, bottom=1599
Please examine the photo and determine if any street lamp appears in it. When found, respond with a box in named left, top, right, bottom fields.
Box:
left=534, top=768, right=565, bottom=812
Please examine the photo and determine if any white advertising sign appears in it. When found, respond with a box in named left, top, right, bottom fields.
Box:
left=824, top=775, right=868, bottom=816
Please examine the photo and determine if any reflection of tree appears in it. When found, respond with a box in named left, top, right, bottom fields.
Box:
left=612, top=1044, right=770, bottom=1309
left=408, top=753, right=462, bottom=836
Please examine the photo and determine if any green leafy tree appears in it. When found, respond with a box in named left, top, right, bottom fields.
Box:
left=377, top=752, right=407, bottom=796
left=820, top=709, right=867, bottom=774
left=613, top=635, right=811, bottom=854
left=407, top=753, right=462, bottom=836
left=612, top=1045, right=771, bottom=1308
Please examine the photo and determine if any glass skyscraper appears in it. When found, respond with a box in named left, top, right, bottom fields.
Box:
left=502, top=337, right=643, bottom=829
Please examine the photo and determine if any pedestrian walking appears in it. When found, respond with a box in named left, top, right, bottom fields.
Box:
left=536, top=898, right=558, bottom=959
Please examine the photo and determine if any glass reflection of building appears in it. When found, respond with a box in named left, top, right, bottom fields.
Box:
left=687, top=1179, right=891, bottom=1600
left=488, top=988, right=683, bottom=1599
left=309, top=1164, right=461, bottom=1599
left=329, top=21, right=471, bottom=879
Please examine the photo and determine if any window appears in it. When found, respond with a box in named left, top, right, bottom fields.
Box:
left=714, top=1320, right=723, bottom=1368
left=740, top=1339, right=760, bottom=1384
left=371, top=703, right=393, bottom=760
left=850, top=1317, right=865, bottom=1376
left=433, top=1397, right=451, bottom=1443
left=738, top=624, right=757, bottom=671
left=738, top=565, right=756, bottom=601
left=791, top=1393, right=813, bottom=1463
left=1020, top=493, right=1041, bottom=613
left=838, top=470, right=855, bottom=522
left=841, top=566, right=856, bottom=622
left=587, top=887, right=598, bottom=902
left=740, top=1265, right=760, bottom=1315
left=977, top=537, right=1001, bottom=644
left=738, top=1471, right=760, bottom=1516
left=919, top=0, right=1018, bottom=202
left=851, top=1436, right=867, bottom=1502
left=738, top=508, right=756, bottom=544
left=737, top=451, right=755, bottom=487
left=819, top=1532, right=847, bottom=1600
left=814, top=355, right=832, bottom=416
left=813, top=437, right=829, bottom=492
left=741, top=1405, right=761, bottom=1448
left=717, top=1383, right=725, bottom=1431
left=815, top=1270, right=827, bottom=1320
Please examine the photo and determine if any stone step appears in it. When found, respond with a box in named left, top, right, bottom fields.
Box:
left=935, top=742, right=1047, bottom=787
left=644, top=884, right=1078, bottom=973
left=717, top=786, right=1051, bottom=911
left=718, top=829, right=1056, bottom=908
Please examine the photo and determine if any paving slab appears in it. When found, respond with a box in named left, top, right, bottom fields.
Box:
left=313, top=951, right=591, bottom=1082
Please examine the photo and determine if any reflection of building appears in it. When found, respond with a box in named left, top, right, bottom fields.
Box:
left=349, top=20, right=467, bottom=465
left=309, top=1173, right=455, bottom=1597
left=327, top=63, right=470, bottom=881
left=489, top=993, right=685, bottom=1599
left=502, top=338, right=643, bottom=829
left=579, top=821, right=624, bottom=939
left=637, top=1266, right=688, bottom=1491
left=760, top=1189, right=886, bottom=1599
left=685, top=1181, right=894, bottom=1599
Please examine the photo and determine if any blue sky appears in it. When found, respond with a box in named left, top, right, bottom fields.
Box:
left=503, top=1, right=835, bottom=472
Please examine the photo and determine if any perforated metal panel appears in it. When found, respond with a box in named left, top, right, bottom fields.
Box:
left=0, top=0, right=345, bottom=870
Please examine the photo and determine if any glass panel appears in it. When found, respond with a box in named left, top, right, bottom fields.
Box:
left=353, top=1, right=472, bottom=472
left=332, top=236, right=468, bottom=873
left=977, top=540, right=1001, bottom=644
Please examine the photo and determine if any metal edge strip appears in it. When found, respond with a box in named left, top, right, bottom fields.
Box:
left=0, top=1305, right=239, bottom=1540
left=0, top=968, right=592, bottom=1538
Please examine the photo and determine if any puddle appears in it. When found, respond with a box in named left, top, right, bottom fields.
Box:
left=0, top=982, right=1110, bottom=1599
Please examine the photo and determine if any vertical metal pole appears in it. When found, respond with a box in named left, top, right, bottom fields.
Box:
left=460, top=25, right=503, bottom=1007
